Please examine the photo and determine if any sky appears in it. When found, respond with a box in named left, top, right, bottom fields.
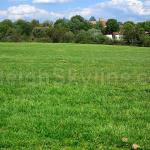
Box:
left=0, top=0, right=150, bottom=22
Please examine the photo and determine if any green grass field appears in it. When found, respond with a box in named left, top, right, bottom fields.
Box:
left=0, top=43, right=150, bottom=150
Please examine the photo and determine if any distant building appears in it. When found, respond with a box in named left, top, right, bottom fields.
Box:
left=99, top=18, right=107, bottom=27
left=145, top=31, right=149, bottom=35
left=106, top=32, right=123, bottom=40
left=89, top=16, right=97, bottom=25
left=90, top=21, right=97, bottom=25
left=106, top=34, right=113, bottom=39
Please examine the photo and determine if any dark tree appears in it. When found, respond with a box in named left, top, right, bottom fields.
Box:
left=51, top=26, right=66, bottom=43
left=42, top=20, right=53, bottom=27
left=69, top=15, right=91, bottom=33
left=0, top=19, right=13, bottom=40
left=122, top=22, right=136, bottom=44
left=54, top=18, right=69, bottom=30
left=106, top=19, right=119, bottom=34
left=31, top=19, right=39, bottom=28
left=15, top=19, right=32, bottom=36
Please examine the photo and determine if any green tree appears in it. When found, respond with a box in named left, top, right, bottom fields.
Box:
left=143, top=21, right=150, bottom=34
left=135, top=26, right=145, bottom=45
left=15, top=19, right=32, bottom=36
left=122, top=22, right=135, bottom=44
left=63, top=31, right=75, bottom=43
left=0, top=19, right=13, bottom=40
left=140, top=34, right=150, bottom=47
left=87, top=28, right=103, bottom=43
left=75, top=30, right=91, bottom=43
left=32, top=27, right=50, bottom=38
left=106, top=19, right=119, bottom=35
left=51, top=26, right=67, bottom=43
left=31, top=19, right=39, bottom=28
left=54, top=18, right=69, bottom=30
left=42, top=20, right=53, bottom=27
left=1, top=19, right=13, bottom=28
left=69, top=15, right=91, bottom=33
left=124, top=21, right=135, bottom=25
left=4, top=28, right=20, bottom=42
left=137, top=21, right=150, bottom=34
left=122, top=22, right=147, bottom=45
left=32, top=27, right=52, bottom=42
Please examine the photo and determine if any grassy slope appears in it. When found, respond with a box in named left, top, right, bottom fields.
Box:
left=0, top=43, right=150, bottom=149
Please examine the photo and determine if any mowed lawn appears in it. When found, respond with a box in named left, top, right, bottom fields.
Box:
left=0, top=43, right=150, bottom=150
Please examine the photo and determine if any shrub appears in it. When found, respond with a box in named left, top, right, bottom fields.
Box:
left=32, top=27, right=51, bottom=38
left=75, top=30, right=91, bottom=44
left=34, top=37, right=52, bottom=43
left=87, top=28, right=103, bottom=44
left=51, top=26, right=67, bottom=43
left=63, top=31, right=75, bottom=43
left=140, top=34, right=150, bottom=47
left=103, top=37, right=114, bottom=45
left=3, top=28, right=21, bottom=42
left=95, top=35, right=108, bottom=44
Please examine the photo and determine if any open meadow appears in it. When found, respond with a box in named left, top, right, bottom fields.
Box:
left=0, top=43, right=150, bottom=149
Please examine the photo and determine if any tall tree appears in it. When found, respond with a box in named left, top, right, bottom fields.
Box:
left=31, top=19, right=39, bottom=28
left=54, top=18, right=69, bottom=30
left=0, top=19, right=13, bottom=40
left=69, top=15, right=91, bottom=33
left=106, top=19, right=119, bottom=34
left=42, top=20, right=53, bottom=27
left=122, top=22, right=136, bottom=44
left=51, top=26, right=66, bottom=43
left=15, top=19, right=32, bottom=36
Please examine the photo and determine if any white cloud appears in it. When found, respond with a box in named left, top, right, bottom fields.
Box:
left=108, top=0, right=150, bottom=15
left=32, top=0, right=71, bottom=3
left=0, top=0, right=149, bottom=21
left=98, top=0, right=150, bottom=16
left=68, top=8, right=93, bottom=18
left=0, top=10, right=7, bottom=16
left=0, top=4, right=63, bottom=20
left=0, top=4, right=91, bottom=21
left=68, top=0, right=150, bottom=21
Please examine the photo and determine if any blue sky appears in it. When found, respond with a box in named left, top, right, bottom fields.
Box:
left=0, top=0, right=149, bottom=22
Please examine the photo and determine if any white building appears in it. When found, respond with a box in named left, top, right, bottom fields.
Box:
left=106, top=34, right=113, bottom=39
left=106, top=33, right=123, bottom=40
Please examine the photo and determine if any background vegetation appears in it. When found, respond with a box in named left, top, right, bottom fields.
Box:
left=0, top=16, right=149, bottom=46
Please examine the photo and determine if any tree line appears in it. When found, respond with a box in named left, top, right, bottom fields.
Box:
left=0, top=15, right=149, bottom=47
